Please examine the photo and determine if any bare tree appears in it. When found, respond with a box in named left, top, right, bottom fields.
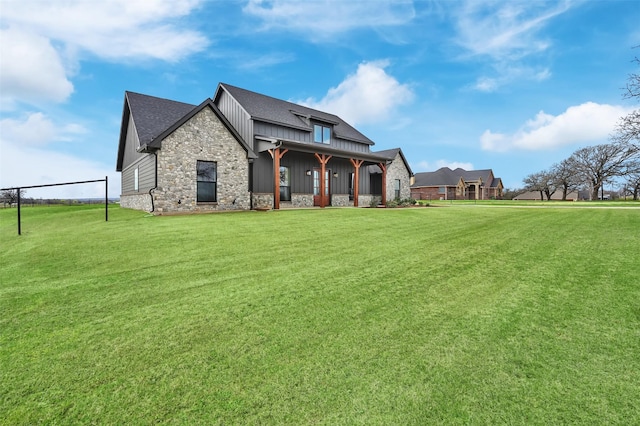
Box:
left=1, top=189, right=28, bottom=207
left=523, top=171, right=556, bottom=200
left=626, top=173, right=640, bottom=200
left=549, top=159, right=582, bottom=201
left=567, top=143, right=638, bottom=200
left=612, top=52, right=640, bottom=149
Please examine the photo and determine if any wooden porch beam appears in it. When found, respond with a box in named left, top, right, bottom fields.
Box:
left=269, top=148, right=288, bottom=209
left=350, top=158, right=364, bottom=207
left=378, top=162, right=387, bottom=206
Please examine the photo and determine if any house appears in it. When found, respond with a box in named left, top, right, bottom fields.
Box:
left=116, top=83, right=413, bottom=213
left=410, top=167, right=503, bottom=200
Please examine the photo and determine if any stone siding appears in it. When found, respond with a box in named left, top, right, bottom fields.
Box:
left=386, top=152, right=412, bottom=201
left=120, top=193, right=153, bottom=212
left=292, top=193, right=313, bottom=208
left=252, top=193, right=273, bottom=210
left=358, top=194, right=381, bottom=207
left=331, top=194, right=350, bottom=207
left=154, top=107, right=250, bottom=213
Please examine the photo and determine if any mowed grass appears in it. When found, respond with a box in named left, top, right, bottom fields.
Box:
left=1, top=205, right=639, bottom=424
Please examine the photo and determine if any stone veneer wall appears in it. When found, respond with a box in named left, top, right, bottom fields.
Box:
left=154, top=107, right=250, bottom=213
left=292, top=193, right=313, bottom=208
left=252, top=193, right=273, bottom=210
left=120, top=193, right=153, bottom=212
left=386, top=152, right=412, bottom=201
left=331, top=194, right=350, bottom=207
left=358, top=194, right=380, bottom=207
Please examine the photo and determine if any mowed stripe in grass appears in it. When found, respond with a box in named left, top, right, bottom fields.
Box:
left=1, top=205, right=638, bottom=424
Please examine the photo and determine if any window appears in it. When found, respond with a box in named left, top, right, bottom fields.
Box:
left=134, top=167, right=139, bottom=192
left=394, top=179, right=401, bottom=200
left=313, top=124, right=331, bottom=144
left=438, top=186, right=446, bottom=194
left=349, top=172, right=355, bottom=200
left=197, top=161, right=217, bottom=202
left=279, top=166, right=291, bottom=201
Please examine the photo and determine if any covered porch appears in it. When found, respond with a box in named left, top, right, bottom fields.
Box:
left=252, top=137, right=390, bottom=210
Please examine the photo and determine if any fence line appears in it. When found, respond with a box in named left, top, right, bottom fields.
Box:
left=1, top=177, right=108, bottom=235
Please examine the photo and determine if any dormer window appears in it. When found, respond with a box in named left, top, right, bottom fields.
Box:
left=313, top=124, right=331, bottom=144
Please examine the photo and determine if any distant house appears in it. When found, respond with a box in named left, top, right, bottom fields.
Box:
left=116, top=83, right=412, bottom=213
left=411, top=167, right=503, bottom=200
left=513, top=191, right=581, bottom=201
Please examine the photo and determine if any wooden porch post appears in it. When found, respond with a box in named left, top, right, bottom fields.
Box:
left=269, top=148, right=288, bottom=209
left=350, top=158, right=363, bottom=207
left=314, top=153, right=332, bottom=208
left=378, top=162, right=387, bottom=206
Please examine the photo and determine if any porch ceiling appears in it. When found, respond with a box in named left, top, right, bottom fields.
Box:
left=257, top=137, right=390, bottom=165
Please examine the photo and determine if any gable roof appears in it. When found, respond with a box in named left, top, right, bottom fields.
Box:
left=215, top=83, right=375, bottom=145
left=116, top=92, right=197, bottom=171
left=125, top=91, right=197, bottom=147
left=144, top=99, right=256, bottom=159
left=412, top=167, right=501, bottom=188
left=369, top=148, right=414, bottom=176
left=413, top=167, right=460, bottom=186
left=116, top=92, right=257, bottom=171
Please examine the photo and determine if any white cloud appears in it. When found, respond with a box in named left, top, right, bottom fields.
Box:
left=0, top=28, right=74, bottom=105
left=243, top=0, right=415, bottom=39
left=472, top=66, right=552, bottom=92
left=299, top=61, right=414, bottom=125
left=452, top=1, right=571, bottom=91
left=0, top=140, right=119, bottom=199
left=414, top=160, right=475, bottom=172
left=0, top=112, right=87, bottom=146
left=0, top=112, right=111, bottom=198
left=1, top=145, right=119, bottom=199
left=0, top=0, right=208, bottom=107
left=454, top=1, right=571, bottom=60
left=480, top=102, right=631, bottom=152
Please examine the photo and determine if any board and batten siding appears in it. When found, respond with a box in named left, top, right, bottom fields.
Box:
left=252, top=151, right=373, bottom=195
left=254, top=121, right=371, bottom=154
left=254, top=121, right=310, bottom=143
left=216, top=90, right=254, bottom=150
left=121, top=154, right=155, bottom=194
left=121, top=116, right=146, bottom=170
left=331, top=137, right=370, bottom=153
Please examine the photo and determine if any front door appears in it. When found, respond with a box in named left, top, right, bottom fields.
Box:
left=313, top=168, right=330, bottom=206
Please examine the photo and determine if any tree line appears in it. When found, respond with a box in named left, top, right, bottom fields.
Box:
left=519, top=52, right=640, bottom=201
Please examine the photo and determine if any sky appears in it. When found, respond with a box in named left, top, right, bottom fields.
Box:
left=1, top=0, right=639, bottom=199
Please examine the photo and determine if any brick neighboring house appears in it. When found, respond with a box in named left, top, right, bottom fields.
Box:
left=411, top=167, right=503, bottom=200
left=513, top=191, right=584, bottom=201
left=116, top=83, right=413, bottom=213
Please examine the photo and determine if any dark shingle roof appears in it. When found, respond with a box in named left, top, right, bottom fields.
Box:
left=218, top=83, right=374, bottom=145
left=369, top=148, right=413, bottom=176
left=126, top=91, right=196, bottom=146
left=413, top=167, right=460, bottom=186
left=412, top=167, right=501, bottom=188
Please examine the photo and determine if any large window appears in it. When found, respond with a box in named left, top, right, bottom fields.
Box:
left=313, top=124, right=331, bottom=144
left=394, top=179, right=401, bottom=200
left=134, top=167, right=139, bottom=192
left=349, top=172, right=355, bottom=200
left=197, top=160, right=217, bottom=202
left=279, top=166, right=291, bottom=201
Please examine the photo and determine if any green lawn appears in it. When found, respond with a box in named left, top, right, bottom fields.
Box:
left=1, top=205, right=639, bottom=424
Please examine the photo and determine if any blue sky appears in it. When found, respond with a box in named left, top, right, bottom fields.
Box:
left=1, top=0, right=639, bottom=198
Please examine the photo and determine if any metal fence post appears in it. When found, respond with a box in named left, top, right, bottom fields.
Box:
left=105, top=176, right=108, bottom=222
left=17, top=188, right=22, bottom=235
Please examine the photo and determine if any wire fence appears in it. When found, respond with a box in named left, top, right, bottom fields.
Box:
left=0, top=177, right=109, bottom=235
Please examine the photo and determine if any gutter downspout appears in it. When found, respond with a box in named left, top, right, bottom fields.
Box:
left=148, top=151, right=158, bottom=213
